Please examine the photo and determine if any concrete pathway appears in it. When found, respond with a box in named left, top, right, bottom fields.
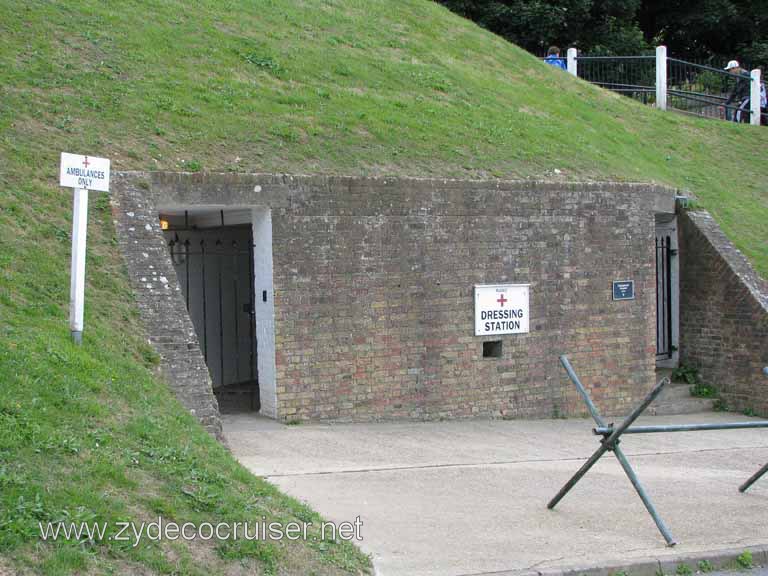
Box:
left=223, top=413, right=768, bottom=576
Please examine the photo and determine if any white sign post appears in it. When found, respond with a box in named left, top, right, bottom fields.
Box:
left=59, top=153, right=110, bottom=344
left=474, top=284, right=530, bottom=336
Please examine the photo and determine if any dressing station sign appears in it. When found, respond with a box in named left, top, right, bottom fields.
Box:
left=474, top=284, right=530, bottom=336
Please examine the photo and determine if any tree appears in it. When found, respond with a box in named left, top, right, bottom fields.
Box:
left=437, top=0, right=649, bottom=55
left=638, top=0, right=768, bottom=65
left=438, top=0, right=768, bottom=65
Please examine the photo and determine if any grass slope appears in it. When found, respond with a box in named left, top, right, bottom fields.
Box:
left=0, top=197, right=371, bottom=568
left=2, top=0, right=767, bottom=274
left=0, top=0, right=766, bottom=573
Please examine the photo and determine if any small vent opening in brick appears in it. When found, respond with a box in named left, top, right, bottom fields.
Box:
left=483, top=340, right=502, bottom=358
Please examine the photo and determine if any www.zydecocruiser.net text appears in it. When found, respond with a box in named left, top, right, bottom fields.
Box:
left=39, top=516, right=364, bottom=547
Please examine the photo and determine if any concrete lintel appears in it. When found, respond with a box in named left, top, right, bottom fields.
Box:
left=117, top=171, right=677, bottom=216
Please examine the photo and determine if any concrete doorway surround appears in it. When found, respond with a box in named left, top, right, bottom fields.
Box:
left=111, top=171, right=288, bottom=436
left=154, top=205, right=278, bottom=418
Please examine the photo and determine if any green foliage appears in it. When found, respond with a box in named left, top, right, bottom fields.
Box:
left=441, top=0, right=768, bottom=63
left=1, top=1, right=765, bottom=276
left=239, top=52, right=282, bottom=73
left=676, top=563, right=692, bottom=576
left=181, top=160, right=202, bottom=172
left=0, top=5, right=390, bottom=571
left=737, top=550, right=753, bottom=569
left=438, top=0, right=648, bottom=55
left=137, top=341, right=161, bottom=367
left=691, top=382, right=717, bottom=398
left=714, top=398, right=729, bottom=412
left=638, top=1, right=768, bottom=64
left=698, top=560, right=714, bottom=573
left=671, top=364, right=718, bottom=398
left=0, top=305, right=371, bottom=573
left=672, top=364, right=701, bottom=385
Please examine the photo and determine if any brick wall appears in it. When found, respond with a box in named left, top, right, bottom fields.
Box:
left=272, top=177, right=664, bottom=421
left=679, top=210, right=768, bottom=415
left=113, top=173, right=674, bottom=425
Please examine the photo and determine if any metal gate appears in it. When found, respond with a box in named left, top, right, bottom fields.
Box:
left=166, top=227, right=258, bottom=391
left=655, top=234, right=673, bottom=359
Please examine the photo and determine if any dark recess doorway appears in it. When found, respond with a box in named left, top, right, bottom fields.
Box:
left=655, top=214, right=679, bottom=368
left=162, top=210, right=259, bottom=413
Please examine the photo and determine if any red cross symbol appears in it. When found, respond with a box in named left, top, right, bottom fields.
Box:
left=82, top=156, right=90, bottom=168
left=497, top=294, right=508, bottom=307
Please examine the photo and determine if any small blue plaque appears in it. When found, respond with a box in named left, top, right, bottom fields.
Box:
left=612, top=280, right=635, bottom=301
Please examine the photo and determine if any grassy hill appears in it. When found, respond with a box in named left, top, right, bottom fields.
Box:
left=0, top=0, right=766, bottom=573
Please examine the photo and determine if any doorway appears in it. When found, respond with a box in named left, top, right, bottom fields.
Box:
left=655, top=215, right=679, bottom=368
left=161, top=209, right=259, bottom=413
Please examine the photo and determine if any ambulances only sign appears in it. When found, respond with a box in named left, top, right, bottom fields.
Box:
left=59, top=152, right=110, bottom=192
left=474, top=284, right=530, bottom=336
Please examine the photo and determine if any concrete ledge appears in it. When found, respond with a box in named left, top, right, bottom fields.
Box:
left=534, top=545, right=768, bottom=576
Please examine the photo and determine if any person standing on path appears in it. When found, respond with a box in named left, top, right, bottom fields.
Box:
left=724, top=60, right=751, bottom=122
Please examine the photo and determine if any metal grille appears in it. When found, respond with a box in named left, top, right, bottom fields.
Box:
left=576, top=56, right=656, bottom=104
left=667, top=58, right=753, bottom=121
left=167, top=229, right=258, bottom=389
left=655, top=235, right=673, bottom=359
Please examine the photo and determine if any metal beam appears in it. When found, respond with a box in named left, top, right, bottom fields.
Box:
left=740, top=462, right=768, bottom=493
left=600, top=377, right=669, bottom=445
left=549, top=356, right=675, bottom=545
left=548, top=373, right=668, bottom=510
left=594, top=421, right=768, bottom=435
left=547, top=440, right=612, bottom=510
left=559, top=356, right=606, bottom=427
left=550, top=356, right=768, bottom=548
left=613, top=445, right=676, bottom=546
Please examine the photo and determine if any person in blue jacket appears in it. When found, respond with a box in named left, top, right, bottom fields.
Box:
left=544, top=46, right=567, bottom=70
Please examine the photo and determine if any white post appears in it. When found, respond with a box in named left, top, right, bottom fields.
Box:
left=750, top=68, right=762, bottom=126
left=69, top=187, right=89, bottom=344
left=656, top=45, right=667, bottom=111
left=567, top=48, right=577, bottom=77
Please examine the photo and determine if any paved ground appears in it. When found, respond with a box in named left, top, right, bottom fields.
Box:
left=223, top=413, right=768, bottom=576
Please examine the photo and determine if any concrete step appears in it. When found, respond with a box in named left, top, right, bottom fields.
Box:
left=656, top=383, right=698, bottom=401
left=647, top=398, right=716, bottom=415
left=647, top=382, right=715, bottom=415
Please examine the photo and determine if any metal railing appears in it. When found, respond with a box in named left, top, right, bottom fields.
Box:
left=542, top=47, right=765, bottom=126
left=576, top=55, right=656, bottom=105
left=667, top=58, right=753, bottom=121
